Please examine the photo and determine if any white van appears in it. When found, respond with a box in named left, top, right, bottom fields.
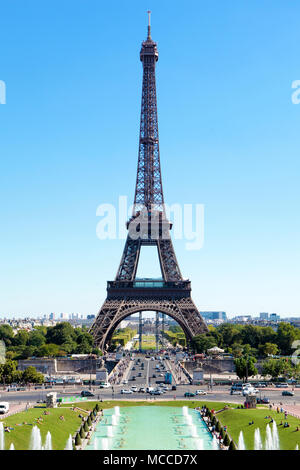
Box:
left=0, top=402, right=9, bottom=414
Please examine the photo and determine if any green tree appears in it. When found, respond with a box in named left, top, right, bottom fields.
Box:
left=13, top=330, right=29, bottom=346
left=191, top=334, right=217, bottom=354
left=262, top=343, right=279, bottom=357
left=0, top=324, right=14, bottom=347
left=0, top=359, right=18, bottom=384
left=234, top=355, right=258, bottom=382
left=22, top=366, right=45, bottom=384
left=276, top=323, right=300, bottom=356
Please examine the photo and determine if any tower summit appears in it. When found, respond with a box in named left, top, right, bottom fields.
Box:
left=90, top=14, right=208, bottom=351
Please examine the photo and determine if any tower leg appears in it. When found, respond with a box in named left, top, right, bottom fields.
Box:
left=155, top=311, right=159, bottom=352
left=139, top=312, right=143, bottom=352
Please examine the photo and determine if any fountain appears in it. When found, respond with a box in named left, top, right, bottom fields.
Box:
left=0, top=422, right=4, bottom=450
left=296, top=444, right=299, bottom=450
left=9, top=443, right=15, bottom=450
left=254, top=428, right=263, bottom=450
left=190, top=424, right=198, bottom=438
left=265, top=424, right=273, bottom=450
left=212, top=435, right=219, bottom=450
left=44, top=431, right=53, bottom=450
left=107, top=425, right=113, bottom=437
left=30, top=425, right=43, bottom=450
left=186, top=415, right=193, bottom=426
left=64, top=435, right=73, bottom=450
left=238, top=431, right=246, bottom=450
left=114, top=406, right=120, bottom=416
left=195, top=438, right=203, bottom=450
left=182, top=406, right=189, bottom=417
left=272, top=421, right=280, bottom=450
left=102, top=438, right=109, bottom=450
left=111, top=415, right=118, bottom=426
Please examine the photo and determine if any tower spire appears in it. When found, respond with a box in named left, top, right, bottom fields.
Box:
left=147, top=10, right=151, bottom=40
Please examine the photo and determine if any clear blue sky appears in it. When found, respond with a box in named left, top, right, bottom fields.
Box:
left=0, top=0, right=299, bottom=318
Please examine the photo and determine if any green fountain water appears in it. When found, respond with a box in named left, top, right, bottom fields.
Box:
left=85, top=406, right=214, bottom=450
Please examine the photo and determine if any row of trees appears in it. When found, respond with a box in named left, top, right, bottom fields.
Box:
left=191, top=322, right=300, bottom=358
left=0, top=360, right=44, bottom=384
left=0, top=322, right=100, bottom=360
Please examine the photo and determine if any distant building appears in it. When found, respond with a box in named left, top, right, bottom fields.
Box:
left=60, top=313, right=69, bottom=320
left=200, top=311, right=227, bottom=321
left=259, top=312, right=269, bottom=321
left=49, top=312, right=55, bottom=320
left=270, top=313, right=280, bottom=322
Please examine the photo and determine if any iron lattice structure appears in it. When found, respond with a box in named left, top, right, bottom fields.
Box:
left=90, top=15, right=208, bottom=351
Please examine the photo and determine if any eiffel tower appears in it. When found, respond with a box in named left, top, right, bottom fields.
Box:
left=90, top=13, right=208, bottom=351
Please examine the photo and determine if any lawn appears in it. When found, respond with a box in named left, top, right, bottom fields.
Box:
left=133, top=334, right=157, bottom=350
left=216, top=407, right=300, bottom=450
left=0, top=406, right=83, bottom=450
left=61, top=399, right=231, bottom=412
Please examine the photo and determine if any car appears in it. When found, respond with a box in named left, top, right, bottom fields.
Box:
left=256, top=397, right=270, bottom=404
left=100, top=382, right=110, bottom=388
left=121, top=389, right=133, bottom=394
left=282, top=391, right=294, bottom=396
left=230, top=390, right=242, bottom=395
left=138, top=387, right=146, bottom=393
left=81, top=390, right=95, bottom=397
left=184, top=392, right=195, bottom=397
left=132, top=367, right=136, bottom=371
left=131, top=386, right=138, bottom=392
left=172, top=385, right=177, bottom=391
left=152, top=374, right=157, bottom=378
left=150, top=390, right=163, bottom=395
left=122, top=379, right=128, bottom=384
left=0, top=402, right=9, bottom=414
left=196, top=390, right=207, bottom=395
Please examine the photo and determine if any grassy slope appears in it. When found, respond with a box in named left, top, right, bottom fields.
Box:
left=0, top=406, right=82, bottom=450
left=61, top=399, right=230, bottom=412
left=217, top=407, right=300, bottom=450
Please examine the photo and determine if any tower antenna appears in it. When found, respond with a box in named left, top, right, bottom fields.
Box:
left=147, top=10, right=151, bottom=39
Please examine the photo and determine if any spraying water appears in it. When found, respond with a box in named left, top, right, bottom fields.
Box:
left=30, top=425, right=43, bottom=450
left=186, top=415, right=193, bottom=426
left=9, top=443, right=15, bottom=450
left=182, top=406, right=189, bottom=417
left=238, top=431, right=246, bottom=450
left=254, top=428, right=263, bottom=450
left=190, top=424, right=198, bottom=438
left=111, top=415, right=118, bottom=426
left=107, top=426, right=113, bottom=437
left=272, top=421, right=280, bottom=450
left=64, top=435, right=73, bottom=450
left=0, top=422, right=4, bottom=450
left=44, top=431, right=53, bottom=450
left=114, top=406, right=120, bottom=416
left=265, top=424, right=273, bottom=450
left=195, top=438, right=203, bottom=450
left=102, top=438, right=109, bottom=450
left=212, top=435, right=219, bottom=450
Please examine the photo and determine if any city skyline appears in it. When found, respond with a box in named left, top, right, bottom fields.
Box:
left=1, top=1, right=300, bottom=318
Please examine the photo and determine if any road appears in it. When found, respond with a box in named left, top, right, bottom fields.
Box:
left=1, top=353, right=300, bottom=408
